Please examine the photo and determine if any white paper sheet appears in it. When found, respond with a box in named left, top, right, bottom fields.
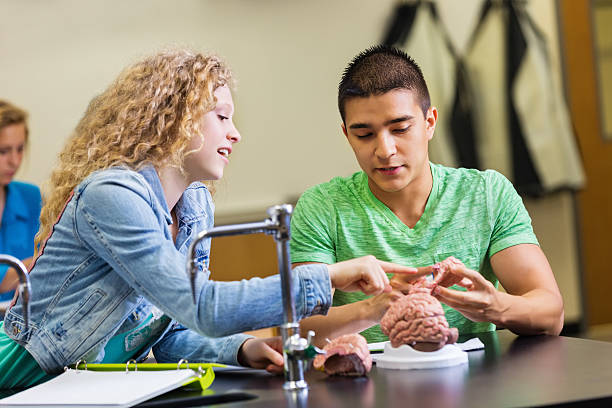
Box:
left=0, top=368, right=196, bottom=408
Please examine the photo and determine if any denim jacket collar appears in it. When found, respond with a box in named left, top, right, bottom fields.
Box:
left=137, top=166, right=210, bottom=230
left=138, top=166, right=172, bottom=226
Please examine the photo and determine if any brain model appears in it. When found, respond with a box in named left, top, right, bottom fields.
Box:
left=313, top=333, right=372, bottom=376
left=380, top=288, right=458, bottom=351
left=432, top=256, right=471, bottom=289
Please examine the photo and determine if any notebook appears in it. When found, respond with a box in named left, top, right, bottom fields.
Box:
left=0, top=368, right=197, bottom=408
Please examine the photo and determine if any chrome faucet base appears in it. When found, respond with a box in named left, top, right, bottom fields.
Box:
left=187, top=204, right=317, bottom=390
left=283, top=380, right=308, bottom=391
left=284, top=387, right=309, bottom=408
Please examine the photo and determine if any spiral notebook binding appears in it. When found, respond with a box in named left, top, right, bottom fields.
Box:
left=68, top=359, right=223, bottom=390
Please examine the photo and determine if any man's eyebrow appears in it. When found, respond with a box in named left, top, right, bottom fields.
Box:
left=348, top=123, right=370, bottom=129
left=384, top=115, right=413, bottom=126
left=348, top=115, right=413, bottom=130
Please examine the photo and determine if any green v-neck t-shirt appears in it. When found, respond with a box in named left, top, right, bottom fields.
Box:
left=290, top=162, right=539, bottom=342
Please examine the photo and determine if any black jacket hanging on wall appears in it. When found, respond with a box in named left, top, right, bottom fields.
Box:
left=383, top=0, right=584, bottom=196
left=384, top=1, right=480, bottom=171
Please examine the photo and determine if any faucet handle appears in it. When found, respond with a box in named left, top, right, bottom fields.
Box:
left=285, top=332, right=307, bottom=353
left=307, top=330, right=315, bottom=344
left=285, top=330, right=316, bottom=351
left=284, top=330, right=325, bottom=360
left=305, top=330, right=325, bottom=358
left=266, top=204, right=294, bottom=219
left=304, top=344, right=325, bottom=359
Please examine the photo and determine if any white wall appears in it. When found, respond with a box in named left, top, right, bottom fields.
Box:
left=0, top=0, right=582, bottom=322
left=2, top=0, right=391, bottom=216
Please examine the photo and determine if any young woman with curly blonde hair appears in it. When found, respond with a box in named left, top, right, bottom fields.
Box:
left=0, top=49, right=419, bottom=388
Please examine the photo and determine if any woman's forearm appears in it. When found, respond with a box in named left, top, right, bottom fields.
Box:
left=300, top=300, right=381, bottom=348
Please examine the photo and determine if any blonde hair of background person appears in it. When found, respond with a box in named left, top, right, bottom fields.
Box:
left=0, top=101, right=29, bottom=138
left=0, top=100, right=41, bottom=299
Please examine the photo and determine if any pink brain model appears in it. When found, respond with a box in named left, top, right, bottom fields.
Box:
left=432, top=256, right=472, bottom=289
left=313, top=333, right=372, bottom=376
left=380, top=285, right=458, bottom=351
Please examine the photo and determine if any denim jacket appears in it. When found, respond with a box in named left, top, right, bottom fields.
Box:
left=4, top=166, right=332, bottom=374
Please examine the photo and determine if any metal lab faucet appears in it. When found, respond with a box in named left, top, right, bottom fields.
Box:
left=0, top=254, right=31, bottom=331
left=187, top=204, right=320, bottom=390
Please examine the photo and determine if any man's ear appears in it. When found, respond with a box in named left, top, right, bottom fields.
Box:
left=426, top=106, right=438, bottom=141
left=341, top=123, right=348, bottom=138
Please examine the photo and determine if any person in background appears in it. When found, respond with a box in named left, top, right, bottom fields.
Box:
left=0, top=49, right=426, bottom=389
left=0, top=101, right=41, bottom=302
left=290, top=45, right=564, bottom=346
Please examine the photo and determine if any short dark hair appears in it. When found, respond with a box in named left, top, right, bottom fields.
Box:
left=338, top=45, right=430, bottom=122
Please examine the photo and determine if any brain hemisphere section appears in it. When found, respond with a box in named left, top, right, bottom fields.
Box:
left=381, top=291, right=459, bottom=350
left=313, top=333, right=372, bottom=376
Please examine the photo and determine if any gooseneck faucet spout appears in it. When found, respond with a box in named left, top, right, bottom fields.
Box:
left=187, top=218, right=273, bottom=303
left=187, top=204, right=316, bottom=390
left=0, top=254, right=31, bottom=331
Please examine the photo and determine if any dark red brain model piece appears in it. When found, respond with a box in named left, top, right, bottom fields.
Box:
left=313, top=333, right=372, bottom=376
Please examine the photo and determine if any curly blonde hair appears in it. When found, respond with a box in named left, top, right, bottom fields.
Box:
left=35, top=49, right=233, bottom=254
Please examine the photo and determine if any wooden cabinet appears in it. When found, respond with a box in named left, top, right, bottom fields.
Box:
left=559, top=0, right=612, bottom=325
left=209, top=233, right=280, bottom=337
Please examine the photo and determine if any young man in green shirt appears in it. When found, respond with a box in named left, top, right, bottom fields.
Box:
left=290, top=45, right=564, bottom=345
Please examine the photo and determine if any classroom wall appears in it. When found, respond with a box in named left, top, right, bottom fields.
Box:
left=0, top=0, right=582, bottom=324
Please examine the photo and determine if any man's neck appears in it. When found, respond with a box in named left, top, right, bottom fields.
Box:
left=368, top=165, right=433, bottom=229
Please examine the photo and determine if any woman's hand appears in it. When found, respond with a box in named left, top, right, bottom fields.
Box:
left=389, top=265, right=437, bottom=294
left=327, top=255, right=425, bottom=296
left=365, top=289, right=406, bottom=321
left=237, top=337, right=284, bottom=374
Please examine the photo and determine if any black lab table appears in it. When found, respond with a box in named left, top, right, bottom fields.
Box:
left=139, top=330, right=612, bottom=408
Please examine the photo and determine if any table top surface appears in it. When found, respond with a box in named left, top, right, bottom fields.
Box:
left=155, top=330, right=612, bottom=408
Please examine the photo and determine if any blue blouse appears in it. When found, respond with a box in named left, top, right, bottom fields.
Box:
left=0, top=181, right=41, bottom=301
